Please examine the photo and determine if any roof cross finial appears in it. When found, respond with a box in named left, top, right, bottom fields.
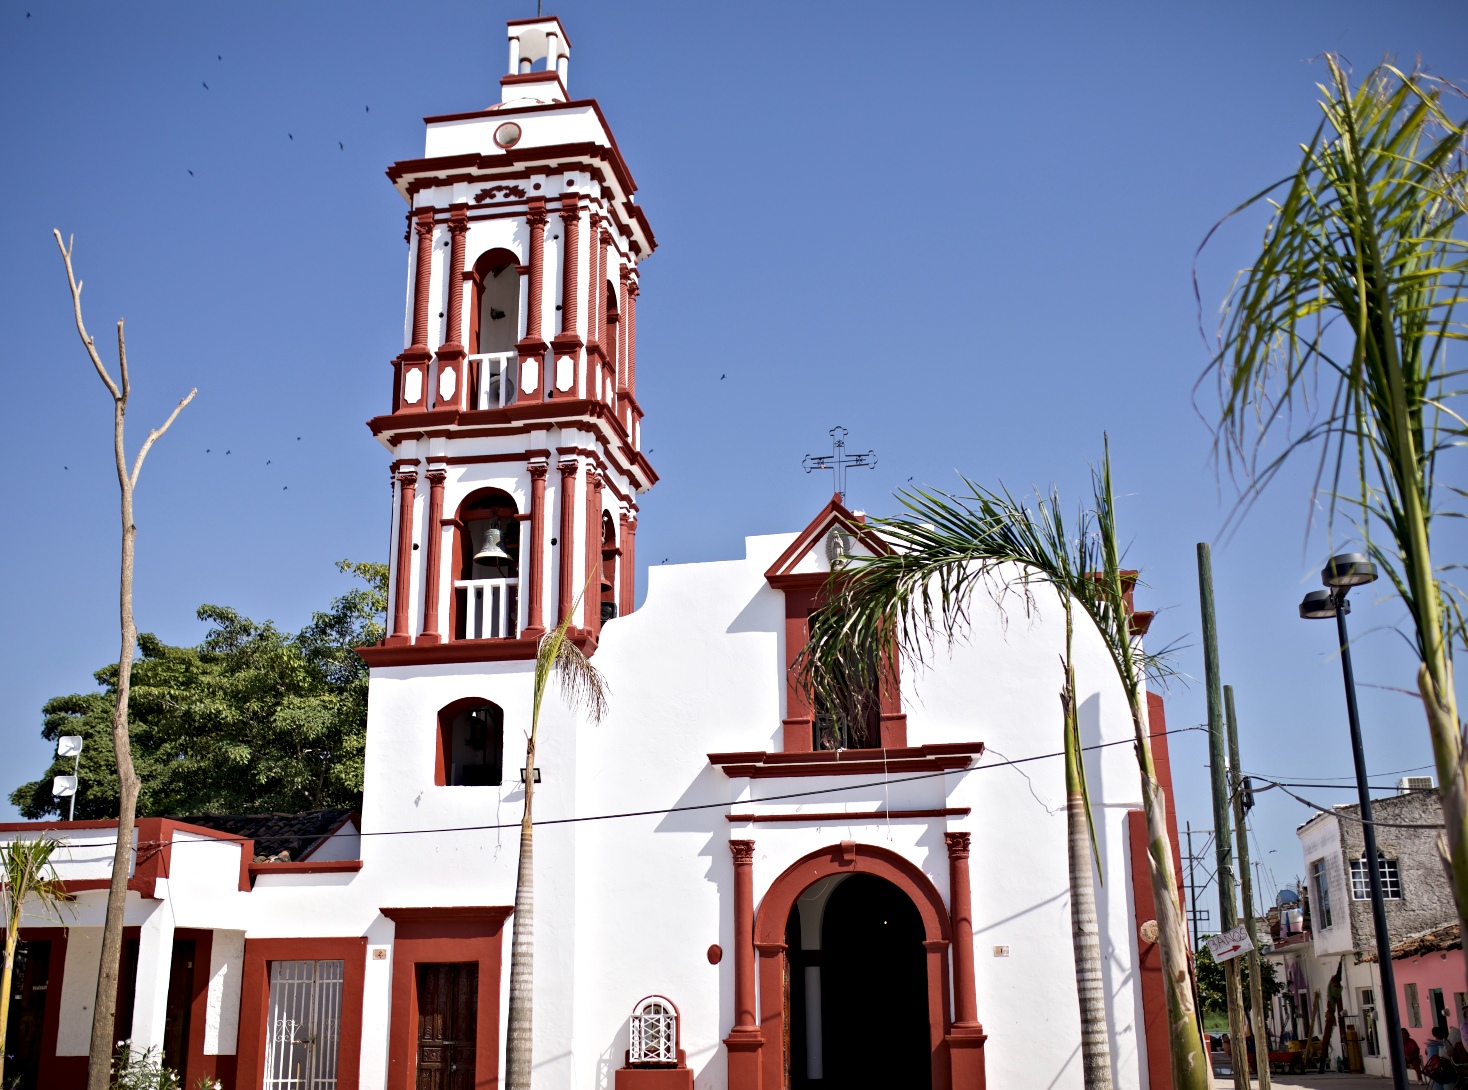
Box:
left=802, top=425, right=877, bottom=501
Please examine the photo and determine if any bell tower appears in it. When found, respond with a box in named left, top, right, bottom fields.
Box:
left=363, top=15, right=656, bottom=664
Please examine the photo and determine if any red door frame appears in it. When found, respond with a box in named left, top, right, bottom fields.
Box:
left=235, top=936, right=368, bottom=1090
left=748, top=843, right=976, bottom=1090
left=381, top=906, right=513, bottom=1090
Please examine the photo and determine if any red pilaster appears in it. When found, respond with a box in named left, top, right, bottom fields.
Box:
left=418, top=469, right=446, bottom=645
left=618, top=269, right=632, bottom=391
left=411, top=209, right=434, bottom=350
left=625, top=277, right=638, bottom=395
left=524, top=463, right=548, bottom=639
left=586, top=215, right=602, bottom=359
left=619, top=513, right=636, bottom=615
left=434, top=207, right=469, bottom=411
left=945, top=832, right=979, bottom=1026
left=387, top=470, right=418, bottom=646
left=556, top=460, right=578, bottom=626
left=584, top=466, right=602, bottom=639
left=519, top=198, right=549, bottom=402
left=726, top=838, right=762, bottom=1090
left=552, top=195, right=583, bottom=385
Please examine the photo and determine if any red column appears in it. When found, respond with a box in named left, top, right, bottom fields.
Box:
left=619, top=513, right=636, bottom=616
left=551, top=195, right=583, bottom=378
left=725, top=838, right=762, bottom=1090
left=945, top=830, right=988, bottom=1090
left=386, top=470, right=418, bottom=646
left=417, top=469, right=446, bottom=645
left=586, top=215, right=602, bottom=359
left=397, top=209, right=436, bottom=414
left=945, top=832, right=979, bottom=1025
left=556, top=461, right=578, bottom=626
left=524, top=463, right=548, bottom=639
left=625, top=276, right=638, bottom=396
left=617, top=269, right=632, bottom=391
left=434, top=207, right=469, bottom=411
left=584, top=467, right=602, bottom=639
left=730, top=839, right=756, bottom=1029
left=518, top=199, right=549, bottom=402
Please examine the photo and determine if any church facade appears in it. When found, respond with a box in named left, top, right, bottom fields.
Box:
left=2, top=18, right=1184, bottom=1090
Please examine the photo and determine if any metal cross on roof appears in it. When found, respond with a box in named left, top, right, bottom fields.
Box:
left=802, top=425, right=877, bottom=501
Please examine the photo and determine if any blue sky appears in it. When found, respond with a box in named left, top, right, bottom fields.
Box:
left=2, top=1, right=1464, bottom=915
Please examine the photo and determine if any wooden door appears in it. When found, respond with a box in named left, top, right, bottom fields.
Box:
left=416, top=963, right=478, bottom=1090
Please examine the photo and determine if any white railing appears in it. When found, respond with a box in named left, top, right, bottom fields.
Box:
left=471, top=352, right=518, bottom=409
left=629, top=996, right=678, bottom=1065
left=456, top=578, right=519, bottom=639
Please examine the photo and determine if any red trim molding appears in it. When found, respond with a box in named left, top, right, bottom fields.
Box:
left=236, top=937, right=367, bottom=1090
left=247, top=859, right=363, bottom=881
left=708, top=742, right=983, bottom=779
left=381, top=907, right=513, bottom=1090
left=726, top=807, right=970, bottom=823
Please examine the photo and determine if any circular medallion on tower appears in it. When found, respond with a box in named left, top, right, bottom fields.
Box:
left=494, top=122, right=522, bottom=149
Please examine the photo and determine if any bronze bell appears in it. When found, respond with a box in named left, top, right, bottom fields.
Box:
left=473, top=526, right=510, bottom=564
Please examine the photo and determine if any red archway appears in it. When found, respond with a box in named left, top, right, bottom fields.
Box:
left=746, top=842, right=982, bottom=1090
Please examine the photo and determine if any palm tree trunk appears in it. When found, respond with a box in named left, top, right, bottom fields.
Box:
left=1063, top=607, right=1113, bottom=1090
left=1130, top=691, right=1210, bottom=1090
left=0, top=926, right=18, bottom=1086
left=504, top=741, right=537, bottom=1090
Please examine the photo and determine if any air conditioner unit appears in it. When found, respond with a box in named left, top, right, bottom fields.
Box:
left=1398, top=776, right=1435, bottom=794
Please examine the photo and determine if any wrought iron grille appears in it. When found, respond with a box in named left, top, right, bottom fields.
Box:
left=629, top=997, right=677, bottom=1065
left=263, top=959, right=344, bottom=1090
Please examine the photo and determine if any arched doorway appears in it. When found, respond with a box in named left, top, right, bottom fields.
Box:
left=785, top=874, right=931, bottom=1089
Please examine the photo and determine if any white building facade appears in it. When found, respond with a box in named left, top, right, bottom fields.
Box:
left=2, top=18, right=1186, bottom=1090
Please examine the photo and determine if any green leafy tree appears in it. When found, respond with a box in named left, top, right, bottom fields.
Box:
left=9, top=561, right=384, bottom=819
left=1196, top=943, right=1281, bottom=1025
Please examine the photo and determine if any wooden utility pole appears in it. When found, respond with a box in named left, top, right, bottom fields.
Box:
left=54, top=231, right=195, bottom=1090
left=1226, top=685, right=1271, bottom=1090
left=1198, top=543, right=1250, bottom=1090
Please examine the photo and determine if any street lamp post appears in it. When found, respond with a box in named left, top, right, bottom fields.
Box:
left=1300, top=552, right=1407, bottom=1090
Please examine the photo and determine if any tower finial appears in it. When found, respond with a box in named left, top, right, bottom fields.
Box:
left=802, top=426, right=877, bottom=501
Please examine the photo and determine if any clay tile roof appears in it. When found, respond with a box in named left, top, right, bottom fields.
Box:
left=1361, top=921, right=1461, bottom=962
left=178, top=808, right=355, bottom=863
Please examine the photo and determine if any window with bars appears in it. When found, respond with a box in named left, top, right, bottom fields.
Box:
left=1350, top=854, right=1402, bottom=900
left=628, top=995, right=678, bottom=1066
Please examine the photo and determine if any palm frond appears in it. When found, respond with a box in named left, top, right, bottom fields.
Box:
left=1, top=835, right=69, bottom=925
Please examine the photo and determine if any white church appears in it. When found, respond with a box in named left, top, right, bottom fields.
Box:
left=1, top=17, right=1188, bottom=1090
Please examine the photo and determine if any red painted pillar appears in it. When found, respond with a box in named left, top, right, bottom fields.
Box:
left=397, top=209, right=436, bottom=413
left=418, top=469, right=446, bottom=645
left=556, top=461, right=578, bottom=626
left=434, top=207, right=469, bottom=410
left=551, top=194, right=582, bottom=396
left=584, top=467, right=602, bottom=639
left=725, top=838, right=762, bottom=1090
left=619, top=513, right=636, bottom=616
left=524, top=463, right=548, bottom=639
left=519, top=199, right=549, bottom=402
left=386, top=470, right=418, bottom=646
left=945, top=831, right=988, bottom=1090
left=625, top=277, right=638, bottom=396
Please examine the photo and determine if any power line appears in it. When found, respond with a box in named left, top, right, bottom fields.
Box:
left=120, top=725, right=1209, bottom=848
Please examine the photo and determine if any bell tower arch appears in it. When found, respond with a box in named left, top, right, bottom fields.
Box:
left=361, top=15, right=657, bottom=666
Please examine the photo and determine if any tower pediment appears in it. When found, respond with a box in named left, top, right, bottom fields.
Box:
left=764, top=494, right=889, bottom=589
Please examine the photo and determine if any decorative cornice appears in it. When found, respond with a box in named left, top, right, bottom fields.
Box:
left=473, top=185, right=527, bottom=204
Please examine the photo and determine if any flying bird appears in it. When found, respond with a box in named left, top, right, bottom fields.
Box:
left=283, top=486, right=288, bottom=490
left=365, top=105, right=370, bottom=112
left=907, top=476, right=913, bottom=482
left=266, top=459, right=271, bottom=465
left=217, top=54, right=222, bottom=60
left=339, top=142, right=344, bottom=150
left=202, top=82, right=209, bottom=90
left=720, top=373, right=725, bottom=380
left=288, top=133, right=293, bottom=140
left=296, top=436, right=301, bottom=440
left=226, top=450, right=231, bottom=455
left=188, top=170, right=194, bottom=176
left=63, top=466, right=68, bottom=470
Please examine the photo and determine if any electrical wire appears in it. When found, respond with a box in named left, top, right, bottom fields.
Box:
left=124, top=725, right=1209, bottom=849
left=1246, top=777, right=1445, bottom=830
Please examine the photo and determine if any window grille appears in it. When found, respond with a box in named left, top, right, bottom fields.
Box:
left=1350, top=854, right=1402, bottom=900
left=264, top=959, right=344, bottom=1089
left=1310, top=858, right=1333, bottom=929
left=629, top=996, right=678, bottom=1065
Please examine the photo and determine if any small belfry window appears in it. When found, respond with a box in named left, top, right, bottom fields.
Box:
left=453, top=489, right=521, bottom=640
left=628, top=995, right=679, bottom=1066
left=439, top=701, right=504, bottom=786
left=808, top=607, right=880, bottom=751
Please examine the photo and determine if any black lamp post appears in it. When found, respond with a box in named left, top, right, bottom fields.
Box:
left=1300, top=552, right=1407, bottom=1090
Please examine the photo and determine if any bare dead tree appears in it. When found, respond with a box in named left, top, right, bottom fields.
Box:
left=53, top=231, right=195, bottom=1090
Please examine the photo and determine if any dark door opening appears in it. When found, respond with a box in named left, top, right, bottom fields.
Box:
left=416, top=962, right=478, bottom=1090
left=3, top=939, right=52, bottom=1090
left=163, top=939, right=196, bottom=1077
left=786, top=874, right=931, bottom=1089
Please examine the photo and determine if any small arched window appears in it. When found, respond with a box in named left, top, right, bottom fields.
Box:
left=628, top=995, right=679, bottom=1066
left=436, top=699, right=505, bottom=787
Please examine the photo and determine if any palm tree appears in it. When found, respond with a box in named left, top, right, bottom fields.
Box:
left=1201, top=58, right=1468, bottom=936
left=800, top=441, right=1207, bottom=1090
left=1, top=834, right=69, bottom=1087
left=504, top=586, right=609, bottom=1090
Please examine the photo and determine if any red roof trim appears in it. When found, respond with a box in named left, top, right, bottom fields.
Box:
left=763, top=493, right=889, bottom=583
